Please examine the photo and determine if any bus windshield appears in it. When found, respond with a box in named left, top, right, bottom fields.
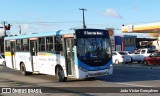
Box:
left=77, top=38, right=112, bottom=66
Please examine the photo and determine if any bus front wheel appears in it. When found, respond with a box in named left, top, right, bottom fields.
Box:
left=56, top=66, right=67, bottom=82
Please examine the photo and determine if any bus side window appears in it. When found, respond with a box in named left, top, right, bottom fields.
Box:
left=5, top=41, right=11, bottom=51
left=38, top=37, right=46, bottom=51
left=54, top=36, right=63, bottom=51
left=46, top=37, right=54, bottom=51
left=16, top=39, right=21, bottom=51
left=22, top=39, right=29, bottom=51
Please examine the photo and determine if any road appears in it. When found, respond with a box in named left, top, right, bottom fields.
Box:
left=0, top=63, right=160, bottom=96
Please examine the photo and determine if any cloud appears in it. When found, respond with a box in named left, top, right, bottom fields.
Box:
left=104, top=8, right=123, bottom=19
left=16, top=24, right=31, bottom=34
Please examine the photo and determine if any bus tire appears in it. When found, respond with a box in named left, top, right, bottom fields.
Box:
left=20, top=63, right=31, bottom=75
left=2, top=61, right=6, bottom=67
left=56, top=66, right=67, bottom=82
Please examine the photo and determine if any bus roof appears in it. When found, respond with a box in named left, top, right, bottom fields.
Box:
left=5, top=29, right=75, bottom=40
left=5, top=28, right=108, bottom=40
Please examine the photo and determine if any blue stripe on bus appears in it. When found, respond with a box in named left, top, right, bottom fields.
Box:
left=77, top=59, right=112, bottom=71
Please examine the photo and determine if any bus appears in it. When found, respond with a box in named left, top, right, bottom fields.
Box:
left=4, top=28, right=113, bottom=82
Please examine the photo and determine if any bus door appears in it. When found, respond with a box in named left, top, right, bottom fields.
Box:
left=29, top=39, right=38, bottom=71
left=10, top=41, right=15, bottom=69
left=64, top=38, right=75, bottom=76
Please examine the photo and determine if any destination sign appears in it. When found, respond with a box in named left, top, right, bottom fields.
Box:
left=75, top=29, right=108, bottom=38
left=84, top=31, right=103, bottom=35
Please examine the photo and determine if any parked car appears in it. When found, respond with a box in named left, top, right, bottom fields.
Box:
left=0, top=54, right=5, bottom=66
left=142, top=52, right=160, bottom=65
left=123, top=51, right=143, bottom=63
left=112, top=51, right=131, bottom=64
left=132, top=48, right=158, bottom=63
left=123, top=51, right=135, bottom=62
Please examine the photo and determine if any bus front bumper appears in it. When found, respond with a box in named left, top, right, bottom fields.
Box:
left=78, top=65, right=113, bottom=79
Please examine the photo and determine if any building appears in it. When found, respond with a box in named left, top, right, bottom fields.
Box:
left=115, top=35, right=137, bottom=52
left=122, top=22, right=160, bottom=50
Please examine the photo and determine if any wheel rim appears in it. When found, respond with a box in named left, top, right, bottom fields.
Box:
left=57, top=67, right=64, bottom=81
left=58, top=68, right=63, bottom=79
left=2, top=61, right=6, bottom=66
left=21, top=65, right=25, bottom=75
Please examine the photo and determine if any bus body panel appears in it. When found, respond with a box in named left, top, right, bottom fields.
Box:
left=78, top=65, right=113, bottom=79
left=37, top=52, right=66, bottom=76
left=5, top=52, right=13, bottom=69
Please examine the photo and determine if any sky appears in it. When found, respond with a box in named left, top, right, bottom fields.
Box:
left=0, top=0, right=160, bottom=37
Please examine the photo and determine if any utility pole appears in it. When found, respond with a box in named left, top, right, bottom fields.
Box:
left=79, top=8, right=87, bottom=29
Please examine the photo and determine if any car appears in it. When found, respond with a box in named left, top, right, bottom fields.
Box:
left=112, top=51, right=131, bottom=64
left=142, top=52, right=160, bottom=65
left=132, top=48, right=158, bottom=63
left=0, top=54, right=6, bottom=66
left=122, top=51, right=134, bottom=62
left=123, top=51, right=143, bottom=63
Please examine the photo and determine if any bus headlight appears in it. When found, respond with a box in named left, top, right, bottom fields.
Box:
left=108, top=64, right=113, bottom=69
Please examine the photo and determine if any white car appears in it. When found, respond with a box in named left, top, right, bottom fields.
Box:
left=112, top=51, right=131, bottom=64
left=123, top=51, right=141, bottom=63
left=0, top=54, right=5, bottom=66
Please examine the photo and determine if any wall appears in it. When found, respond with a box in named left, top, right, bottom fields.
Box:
left=152, top=37, right=160, bottom=50
left=115, top=36, right=123, bottom=51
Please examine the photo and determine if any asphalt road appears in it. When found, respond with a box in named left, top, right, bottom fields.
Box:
left=0, top=63, right=160, bottom=96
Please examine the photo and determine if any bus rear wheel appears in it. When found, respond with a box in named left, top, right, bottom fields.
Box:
left=20, top=63, right=31, bottom=75
left=56, top=66, right=67, bottom=82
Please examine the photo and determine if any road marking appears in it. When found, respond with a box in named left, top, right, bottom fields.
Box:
left=116, top=83, right=153, bottom=87
left=96, top=80, right=153, bottom=87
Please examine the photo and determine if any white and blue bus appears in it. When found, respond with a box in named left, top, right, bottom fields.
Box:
left=4, top=29, right=113, bottom=82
